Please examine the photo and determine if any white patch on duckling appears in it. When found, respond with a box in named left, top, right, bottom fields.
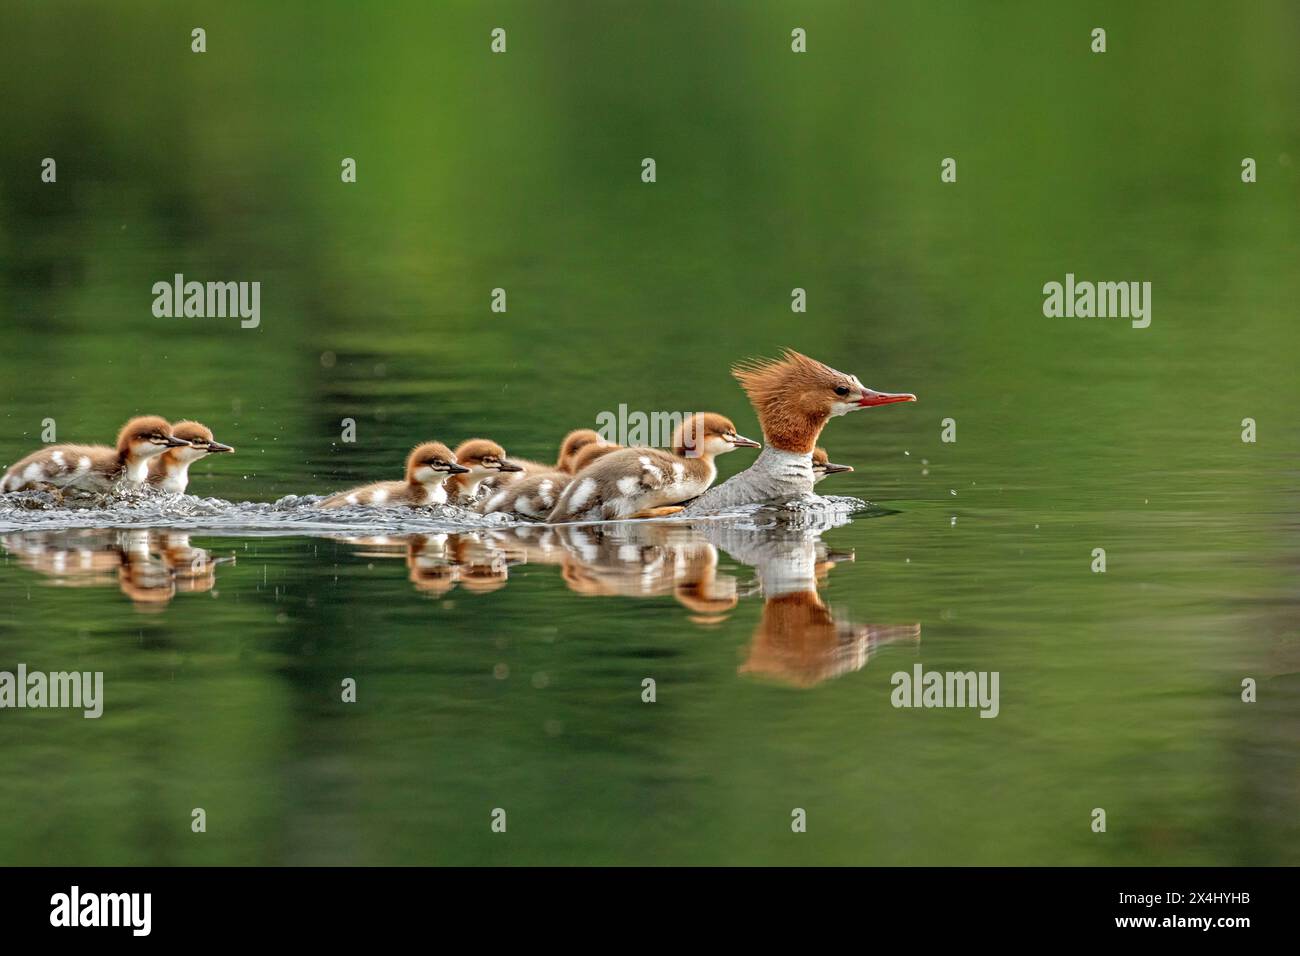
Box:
left=616, top=476, right=639, bottom=496
left=371, top=488, right=389, bottom=505
left=568, top=477, right=597, bottom=512
left=346, top=494, right=359, bottom=506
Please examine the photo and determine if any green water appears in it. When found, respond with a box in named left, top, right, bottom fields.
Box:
left=0, top=1, right=1297, bottom=865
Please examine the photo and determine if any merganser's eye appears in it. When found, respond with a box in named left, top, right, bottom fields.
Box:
left=834, top=385, right=850, bottom=397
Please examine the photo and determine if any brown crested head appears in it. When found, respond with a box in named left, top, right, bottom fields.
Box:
left=569, top=441, right=622, bottom=473
left=732, top=349, right=915, bottom=453
left=672, top=412, right=761, bottom=459
left=117, top=415, right=189, bottom=457
left=557, top=429, right=606, bottom=472
left=168, top=420, right=236, bottom=457
left=453, top=438, right=522, bottom=474
left=405, top=442, right=468, bottom=482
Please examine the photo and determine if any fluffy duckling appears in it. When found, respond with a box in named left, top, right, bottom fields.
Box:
left=569, top=441, right=622, bottom=473
left=479, top=442, right=623, bottom=519
left=441, top=439, right=523, bottom=506
left=548, top=413, right=759, bottom=523
left=318, top=442, right=467, bottom=509
left=146, top=420, right=235, bottom=494
left=682, top=350, right=913, bottom=514
left=1, top=415, right=190, bottom=494
left=510, top=429, right=610, bottom=477
left=811, top=447, right=853, bottom=484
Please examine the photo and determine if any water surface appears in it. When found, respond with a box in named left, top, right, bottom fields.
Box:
left=0, top=1, right=1296, bottom=865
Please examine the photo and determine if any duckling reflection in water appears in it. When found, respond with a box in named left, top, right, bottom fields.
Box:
left=1, top=529, right=234, bottom=608
left=547, top=523, right=740, bottom=623
left=333, top=531, right=519, bottom=597
left=331, top=515, right=916, bottom=685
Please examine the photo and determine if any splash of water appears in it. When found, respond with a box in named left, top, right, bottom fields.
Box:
left=0, top=488, right=878, bottom=535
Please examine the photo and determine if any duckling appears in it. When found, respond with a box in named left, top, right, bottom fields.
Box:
left=548, top=413, right=759, bottom=523
left=509, top=428, right=610, bottom=477
left=479, top=442, right=623, bottom=519
left=1, top=415, right=190, bottom=494
left=146, top=420, right=235, bottom=494
left=811, top=447, right=853, bottom=484
left=682, top=350, right=914, bottom=514
left=569, top=441, right=622, bottom=473
left=318, top=442, right=467, bottom=509
left=441, top=439, right=523, bottom=506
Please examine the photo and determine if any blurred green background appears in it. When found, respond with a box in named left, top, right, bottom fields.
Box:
left=0, top=1, right=1296, bottom=864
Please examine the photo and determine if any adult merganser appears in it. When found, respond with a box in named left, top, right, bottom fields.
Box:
left=478, top=442, right=623, bottom=519
left=1, top=415, right=190, bottom=494
left=318, top=442, right=467, bottom=509
left=682, top=350, right=914, bottom=514
left=811, top=446, right=853, bottom=483
left=547, top=412, right=759, bottom=523
left=442, top=439, right=523, bottom=506
left=146, top=420, right=235, bottom=494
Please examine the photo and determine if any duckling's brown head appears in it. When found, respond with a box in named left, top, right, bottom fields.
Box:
left=168, top=420, right=235, bottom=463
left=569, top=441, right=622, bottom=473
left=117, top=415, right=190, bottom=461
left=406, top=442, right=468, bottom=484
left=557, top=429, right=607, bottom=472
left=673, top=412, right=761, bottom=459
left=732, top=350, right=915, bottom=453
left=811, top=446, right=854, bottom=483
left=453, top=438, right=523, bottom=475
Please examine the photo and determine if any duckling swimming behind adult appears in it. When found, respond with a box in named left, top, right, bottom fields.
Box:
left=442, top=439, right=523, bottom=506
left=548, top=413, right=759, bottom=523
left=479, top=442, right=623, bottom=520
left=2, top=415, right=190, bottom=494
left=318, top=442, right=467, bottom=509
left=147, top=420, right=235, bottom=494
left=507, top=429, right=611, bottom=478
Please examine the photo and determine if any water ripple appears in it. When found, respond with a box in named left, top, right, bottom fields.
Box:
left=0, top=489, right=877, bottom=536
